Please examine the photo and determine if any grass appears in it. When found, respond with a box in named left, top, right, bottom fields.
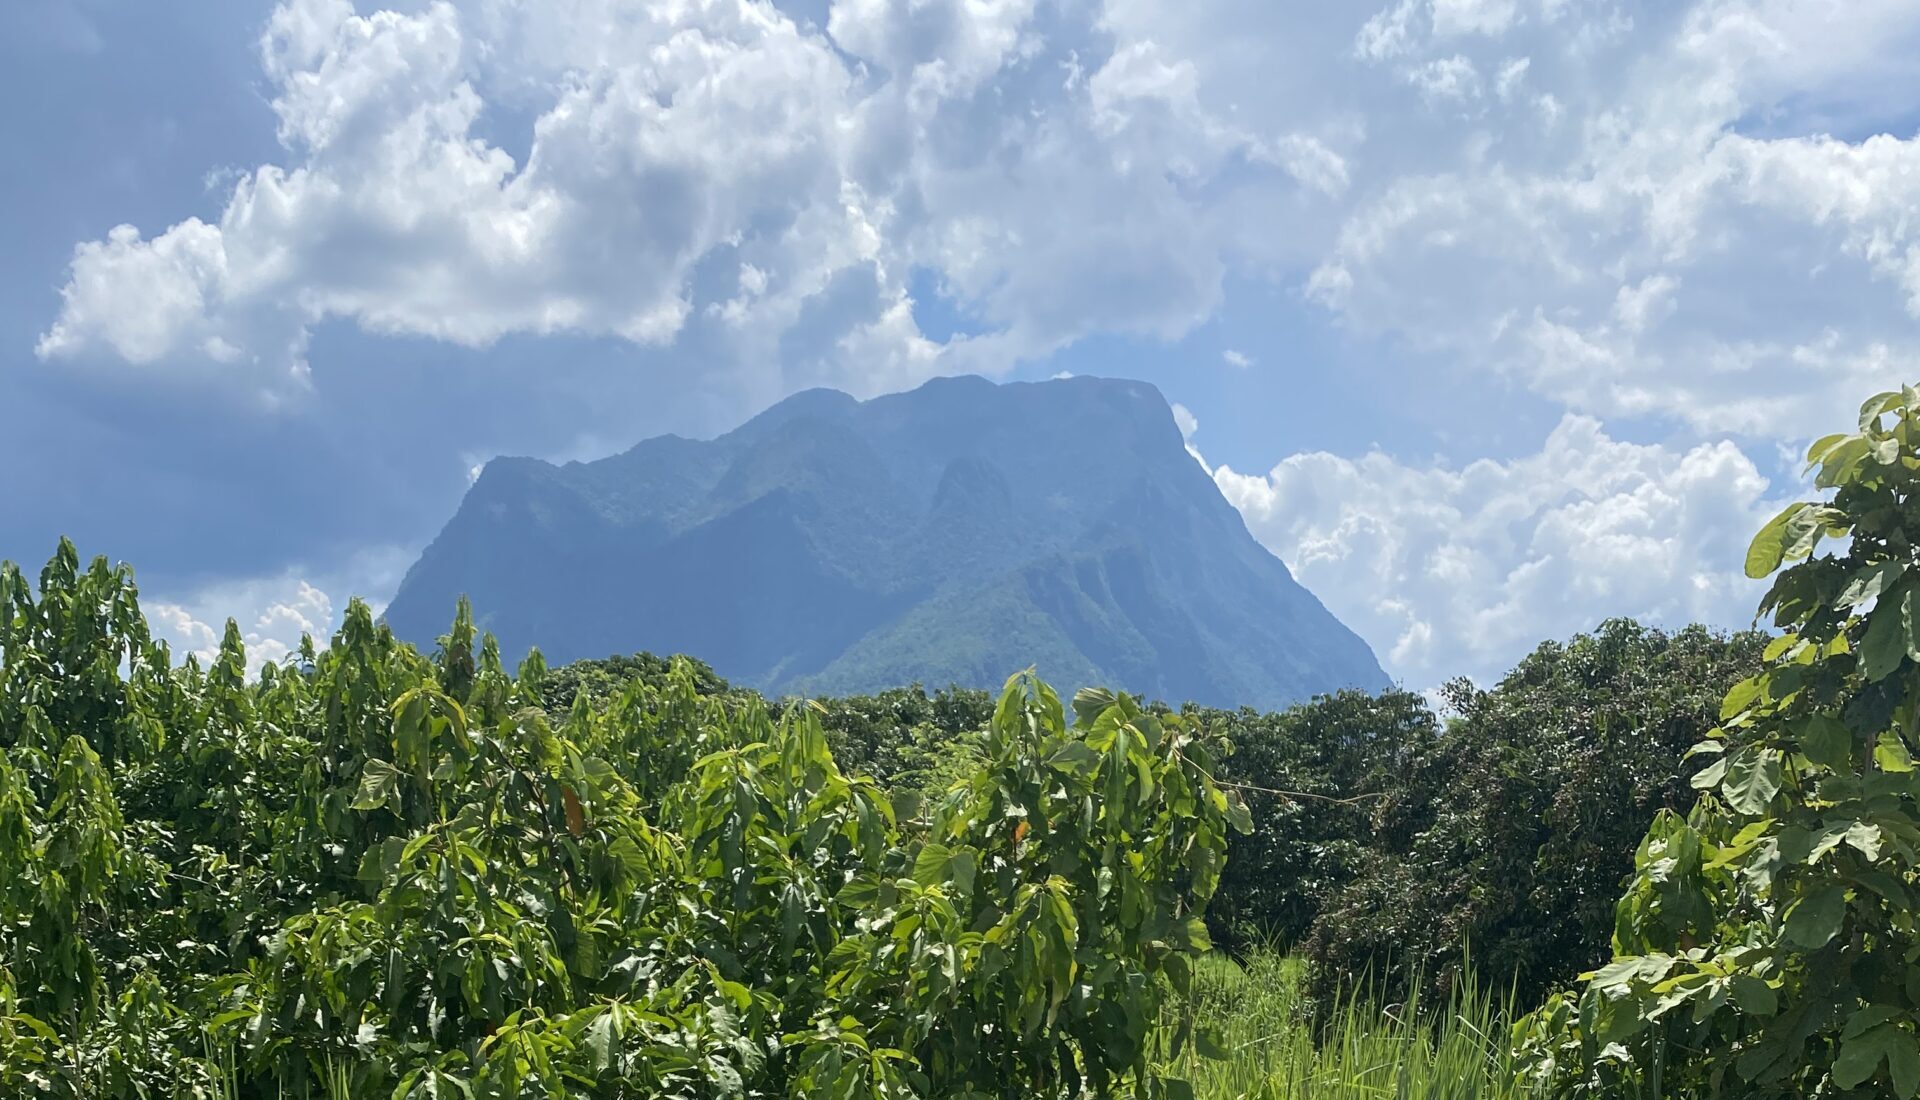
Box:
left=1165, top=950, right=1525, bottom=1100
left=198, top=951, right=1521, bottom=1098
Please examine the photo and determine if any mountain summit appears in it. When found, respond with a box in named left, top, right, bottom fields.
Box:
left=384, top=375, right=1388, bottom=708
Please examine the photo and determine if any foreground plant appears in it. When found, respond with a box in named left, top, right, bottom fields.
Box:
left=0, top=544, right=1248, bottom=1098
left=1168, top=951, right=1521, bottom=1100
left=1515, top=386, right=1920, bottom=1097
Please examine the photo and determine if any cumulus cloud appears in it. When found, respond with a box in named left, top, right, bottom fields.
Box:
left=34, top=0, right=1920, bottom=685
left=45, top=0, right=1920, bottom=432
left=1211, top=417, right=1782, bottom=686
left=142, top=545, right=415, bottom=674
left=150, top=576, right=336, bottom=673
left=1309, top=0, right=1920, bottom=442
left=35, top=0, right=1336, bottom=400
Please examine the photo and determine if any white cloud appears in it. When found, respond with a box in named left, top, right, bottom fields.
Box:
left=143, top=545, right=415, bottom=674
left=1309, top=0, right=1920, bottom=442
left=1406, top=54, right=1482, bottom=103
left=1170, top=401, right=1199, bottom=440
left=150, top=577, right=335, bottom=673
left=1170, top=400, right=1209, bottom=470
left=34, top=0, right=1920, bottom=688
left=37, top=0, right=1340, bottom=403
left=1431, top=0, right=1518, bottom=39
left=1222, top=348, right=1252, bottom=368
left=1211, top=417, right=1782, bottom=685
left=39, top=221, right=237, bottom=368
left=1493, top=55, right=1530, bottom=100
left=43, top=0, right=1920, bottom=427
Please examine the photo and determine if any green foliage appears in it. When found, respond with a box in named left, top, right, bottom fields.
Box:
left=537, top=651, right=733, bottom=713
left=1197, top=689, right=1440, bottom=952
left=560, top=623, right=1755, bottom=1033
left=1167, top=949, right=1522, bottom=1100
left=807, top=685, right=995, bottom=819
left=1298, top=621, right=1763, bottom=1012
left=0, top=542, right=1248, bottom=1098
left=1516, top=385, right=1920, bottom=1097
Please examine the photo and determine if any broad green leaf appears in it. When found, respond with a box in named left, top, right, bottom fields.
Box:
left=1835, top=1027, right=1890, bottom=1090
left=1783, top=886, right=1848, bottom=949
left=1745, top=504, right=1806, bottom=579
left=1879, top=732, right=1916, bottom=774
left=1860, top=586, right=1913, bottom=682
left=585, top=1007, right=617, bottom=1073
left=1224, top=791, right=1253, bottom=835
left=1763, top=633, right=1801, bottom=661
left=1181, top=916, right=1212, bottom=953
left=911, top=842, right=954, bottom=888
left=1846, top=821, right=1885, bottom=862
left=351, top=757, right=404, bottom=812
left=1801, top=714, right=1852, bottom=770
left=1729, top=974, right=1777, bottom=1016
left=1720, top=676, right=1766, bottom=720
left=1721, top=748, right=1782, bottom=815
left=1805, top=432, right=1850, bottom=469
left=1896, top=1032, right=1920, bottom=1100
left=1780, top=506, right=1836, bottom=564
left=1815, top=435, right=1872, bottom=490
left=1841, top=562, right=1907, bottom=610
left=1045, top=741, right=1102, bottom=780
left=1070, top=686, right=1116, bottom=726
left=1861, top=390, right=1904, bottom=433
left=1691, top=755, right=1729, bottom=790
left=1835, top=1011, right=1920, bottom=1095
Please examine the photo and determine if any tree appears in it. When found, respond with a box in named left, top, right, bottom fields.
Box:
left=1517, top=385, right=1920, bottom=1097
left=1198, top=688, right=1440, bottom=954
left=1303, top=622, right=1763, bottom=1012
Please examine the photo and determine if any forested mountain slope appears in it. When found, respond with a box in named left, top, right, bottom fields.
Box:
left=384, top=375, right=1388, bottom=709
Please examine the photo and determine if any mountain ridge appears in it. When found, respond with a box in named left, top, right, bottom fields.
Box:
left=384, top=374, right=1390, bottom=708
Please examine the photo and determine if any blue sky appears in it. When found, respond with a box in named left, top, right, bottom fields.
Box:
left=6, top=0, right=1920, bottom=687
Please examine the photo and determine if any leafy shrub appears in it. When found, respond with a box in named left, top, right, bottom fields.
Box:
left=1516, top=385, right=1920, bottom=1097
left=0, top=542, right=1247, bottom=1099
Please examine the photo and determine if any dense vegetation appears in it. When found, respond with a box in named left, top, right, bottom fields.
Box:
left=555, top=627, right=1764, bottom=1021
left=0, top=551, right=1248, bottom=1098
left=1288, top=622, right=1765, bottom=1009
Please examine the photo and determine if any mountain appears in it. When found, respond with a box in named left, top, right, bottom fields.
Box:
left=383, top=375, right=1390, bottom=708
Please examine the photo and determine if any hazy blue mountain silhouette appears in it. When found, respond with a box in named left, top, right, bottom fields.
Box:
left=384, top=375, right=1389, bottom=708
